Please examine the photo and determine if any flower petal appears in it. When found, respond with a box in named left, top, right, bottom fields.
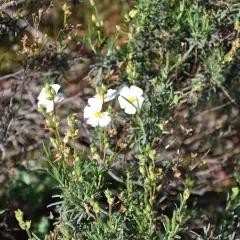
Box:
left=88, top=97, right=103, bottom=112
left=130, top=85, right=143, bottom=97
left=124, top=102, right=137, bottom=114
left=118, top=96, right=129, bottom=109
left=37, top=88, right=47, bottom=101
left=87, top=117, right=99, bottom=127
left=93, top=94, right=103, bottom=102
left=105, top=89, right=117, bottom=102
left=99, top=113, right=111, bottom=126
left=38, top=98, right=48, bottom=106
left=84, top=106, right=95, bottom=119
left=136, top=96, right=144, bottom=108
left=45, top=101, right=54, bottom=112
left=51, top=84, right=61, bottom=94
left=38, top=100, right=54, bottom=112
left=54, top=93, right=64, bottom=103
left=119, top=86, right=131, bottom=98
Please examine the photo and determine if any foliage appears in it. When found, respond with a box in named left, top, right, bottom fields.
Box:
left=15, top=209, right=33, bottom=240
left=38, top=0, right=240, bottom=239
left=199, top=187, right=240, bottom=239
left=1, top=0, right=240, bottom=239
left=0, top=161, right=56, bottom=238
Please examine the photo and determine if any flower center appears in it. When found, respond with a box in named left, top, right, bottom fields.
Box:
left=128, top=96, right=136, bottom=103
left=94, top=111, right=102, bottom=118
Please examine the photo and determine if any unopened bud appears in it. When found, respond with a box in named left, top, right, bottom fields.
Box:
left=46, top=119, right=51, bottom=127
left=77, top=176, right=83, bottom=183
left=74, top=129, right=79, bottom=137
left=89, top=0, right=95, bottom=6
left=129, top=9, right=137, bottom=18
left=38, top=104, right=46, bottom=114
left=116, top=25, right=121, bottom=31
left=156, top=185, right=162, bottom=192
left=183, top=189, right=190, bottom=201
left=91, top=201, right=100, bottom=214
left=92, top=14, right=97, bottom=22
left=139, top=166, right=145, bottom=175
left=146, top=204, right=151, bottom=212
left=63, top=135, right=69, bottom=144
left=50, top=138, right=58, bottom=148
left=52, top=115, right=58, bottom=124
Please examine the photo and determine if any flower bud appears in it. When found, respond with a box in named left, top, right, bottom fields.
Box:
left=38, top=104, right=47, bottom=114
left=79, top=176, right=83, bottom=182
left=67, top=128, right=74, bottom=136
left=50, top=138, right=57, bottom=148
left=46, top=119, right=51, bottom=127
left=52, top=115, right=58, bottom=124
left=124, top=13, right=130, bottom=22
left=156, top=185, right=162, bottom=192
left=129, top=9, right=137, bottom=18
left=92, top=14, right=97, bottom=22
left=105, top=189, right=114, bottom=205
left=150, top=173, right=155, bottom=181
left=74, top=129, right=79, bottom=138
left=116, top=25, right=121, bottom=31
left=67, top=115, right=74, bottom=125
left=63, top=135, right=69, bottom=144
left=183, top=189, right=190, bottom=201
left=91, top=201, right=100, bottom=214
left=146, top=204, right=151, bottom=212
left=15, top=209, right=31, bottom=230
left=64, top=147, right=71, bottom=157
left=89, top=0, right=95, bottom=6
left=139, top=166, right=145, bottom=175
left=96, top=21, right=102, bottom=27
left=144, top=178, right=150, bottom=187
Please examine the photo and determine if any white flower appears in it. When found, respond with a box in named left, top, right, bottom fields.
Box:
left=37, top=84, right=64, bottom=113
left=84, top=98, right=111, bottom=127
left=118, top=85, right=144, bottom=114
left=94, top=89, right=117, bottom=103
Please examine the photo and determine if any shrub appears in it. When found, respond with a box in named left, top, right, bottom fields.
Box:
left=7, top=0, right=240, bottom=239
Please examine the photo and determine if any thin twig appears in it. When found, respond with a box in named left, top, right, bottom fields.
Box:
left=218, top=84, right=240, bottom=107
left=0, top=69, right=24, bottom=82
left=0, top=0, right=43, bottom=39
left=193, top=101, right=232, bottom=118
left=108, top=170, right=125, bottom=184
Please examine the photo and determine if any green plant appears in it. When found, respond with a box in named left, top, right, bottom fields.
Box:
left=5, top=0, right=239, bottom=239
left=39, top=0, right=240, bottom=239
left=15, top=209, right=35, bottom=240
left=0, top=161, right=56, bottom=238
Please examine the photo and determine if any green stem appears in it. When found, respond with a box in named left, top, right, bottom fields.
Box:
left=55, top=127, right=62, bottom=147
left=64, top=13, right=67, bottom=26
left=136, top=115, right=146, bottom=144
left=109, top=203, right=112, bottom=227
left=97, top=127, right=107, bottom=188
left=98, top=175, right=102, bottom=188
left=103, top=127, right=107, bottom=164
left=73, top=138, right=77, bottom=160
left=178, top=87, right=199, bottom=100
left=26, top=229, right=32, bottom=240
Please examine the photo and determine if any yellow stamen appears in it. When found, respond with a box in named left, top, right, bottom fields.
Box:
left=128, top=96, right=136, bottom=103
left=94, top=112, right=102, bottom=118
